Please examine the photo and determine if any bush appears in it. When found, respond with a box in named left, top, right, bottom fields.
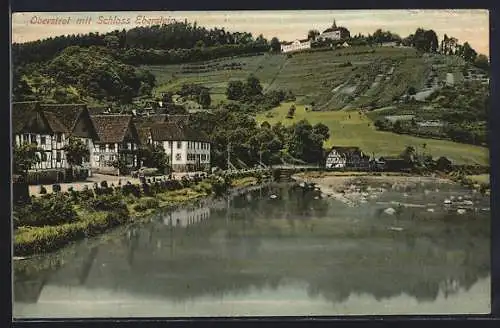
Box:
left=133, top=197, right=160, bottom=212
left=86, top=194, right=128, bottom=213
left=52, top=184, right=61, bottom=193
left=39, top=186, right=47, bottom=194
left=15, top=194, right=78, bottom=227
left=121, top=183, right=141, bottom=197
left=210, top=176, right=231, bottom=197
left=100, top=181, right=108, bottom=188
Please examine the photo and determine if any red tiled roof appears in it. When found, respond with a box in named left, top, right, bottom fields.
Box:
left=90, top=114, right=135, bottom=143
left=149, top=122, right=210, bottom=142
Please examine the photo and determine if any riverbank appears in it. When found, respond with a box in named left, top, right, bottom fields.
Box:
left=292, top=171, right=489, bottom=206
left=14, top=175, right=265, bottom=258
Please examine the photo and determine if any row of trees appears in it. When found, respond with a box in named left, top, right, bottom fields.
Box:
left=189, top=109, right=330, bottom=168
left=374, top=118, right=488, bottom=146
left=225, top=75, right=295, bottom=111
left=12, top=21, right=270, bottom=66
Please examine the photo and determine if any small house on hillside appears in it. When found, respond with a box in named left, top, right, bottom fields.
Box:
left=90, top=114, right=141, bottom=174
left=280, top=39, right=311, bottom=53
left=325, top=146, right=370, bottom=170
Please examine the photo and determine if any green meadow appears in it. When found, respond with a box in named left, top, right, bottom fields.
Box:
left=256, top=102, right=489, bottom=165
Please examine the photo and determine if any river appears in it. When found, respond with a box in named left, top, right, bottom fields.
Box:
left=13, top=180, right=491, bottom=317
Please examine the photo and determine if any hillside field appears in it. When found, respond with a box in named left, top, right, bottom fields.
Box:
left=143, top=46, right=463, bottom=109
left=255, top=102, right=489, bottom=165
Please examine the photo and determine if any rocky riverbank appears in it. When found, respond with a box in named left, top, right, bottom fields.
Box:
left=293, top=172, right=459, bottom=207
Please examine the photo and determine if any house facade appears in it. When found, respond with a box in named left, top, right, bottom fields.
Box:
left=281, top=39, right=311, bottom=53
left=40, top=104, right=98, bottom=174
left=148, top=122, right=211, bottom=172
left=90, top=115, right=141, bottom=174
left=325, top=146, right=370, bottom=170
left=12, top=102, right=97, bottom=173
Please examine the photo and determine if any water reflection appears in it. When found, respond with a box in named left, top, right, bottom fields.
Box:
left=13, top=182, right=490, bottom=316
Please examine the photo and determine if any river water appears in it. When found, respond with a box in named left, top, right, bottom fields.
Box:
left=13, top=181, right=491, bottom=317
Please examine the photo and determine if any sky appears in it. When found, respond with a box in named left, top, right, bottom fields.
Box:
left=11, top=10, right=490, bottom=56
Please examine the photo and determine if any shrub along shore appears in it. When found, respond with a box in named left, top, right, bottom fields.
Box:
left=13, top=170, right=271, bottom=257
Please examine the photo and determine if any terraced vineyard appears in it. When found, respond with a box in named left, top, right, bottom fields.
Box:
left=143, top=46, right=459, bottom=109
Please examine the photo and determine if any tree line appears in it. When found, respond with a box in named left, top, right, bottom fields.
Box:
left=189, top=109, right=330, bottom=169
left=13, top=21, right=270, bottom=66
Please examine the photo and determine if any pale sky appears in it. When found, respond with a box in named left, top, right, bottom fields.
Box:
left=11, top=10, right=490, bottom=56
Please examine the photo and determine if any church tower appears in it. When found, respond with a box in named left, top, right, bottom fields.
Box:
left=333, top=19, right=337, bottom=28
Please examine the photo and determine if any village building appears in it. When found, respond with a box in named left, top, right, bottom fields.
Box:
left=12, top=102, right=97, bottom=174
left=325, top=146, right=370, bottom=170
left=318, top=19, right=351, bottom=41
left=380, top=41, right=400, bottom=47
left=280, top=39, right=312, bottom=53
left=377, top=156, right=412, bottom=172
left=40, top=103, right=99, bottom=175
left=90, top=114, right=141, bottom=174
left=147, top=122, right=211, bottom=172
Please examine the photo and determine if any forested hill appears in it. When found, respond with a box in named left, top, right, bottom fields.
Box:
left=12, top=21, right=270, bottom=67
left=13, top=46, right=156, bottom=104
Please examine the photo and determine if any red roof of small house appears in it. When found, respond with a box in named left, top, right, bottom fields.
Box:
left=90, top=114, right=138, bottom=144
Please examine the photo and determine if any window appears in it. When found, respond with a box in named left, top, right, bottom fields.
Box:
left=56, top=151, right=62, bottom=162
left=95, top=144, right=100, bottom=152
left=201, top=154, right=206, bottom=161
left=94, top=155, right=100, bottom=162
left=177, top=141, right=182, bottom=149
left=175, top=153, right=181, bottom=161
left=56, top=133, right=62, bottom=143
left=105, top=144, right=109, bottom=152
left=23, top=134, right=29, bottom=143
left=40, top=136, right=46, bottom=145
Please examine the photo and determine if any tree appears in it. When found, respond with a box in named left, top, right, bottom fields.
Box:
left=393, top=120, right=403, bottom=133
left=104, top=35, right=120, bottom=49
left=308, top=30, right=320, bottom=41
left=313, top=123, right=330, bottom=140
left=13, top=143, right=46, bottom=176
left=460, top=42, right=478, bottom=62
left=270, top=37, right=281, bottom=53
left=411, top=28, right=438, bottom=53
left=261, top=121, right=271, bottom=129
left=137, top=144, right=169, bottom=173
left=161, top=91, right=174, bottom=105
left=287, top=104, right=296, bottom=118
left=62, top=137, right=90, bottom=180
left=408, top=86, right=417, bottom=95
left=226, top=80, right=244, bottom=100
left=243, top=74, right=263, bottom=98
left=474, top=54, right=489, bottom=71
left=401, top=146, right=416, bottom=163
left=198, top=88, right=211, bottom=108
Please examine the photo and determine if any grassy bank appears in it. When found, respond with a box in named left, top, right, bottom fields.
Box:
left=14, top=175, right=262, bottom=257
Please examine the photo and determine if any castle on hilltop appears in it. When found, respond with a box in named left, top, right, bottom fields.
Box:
left=318, top=19, right=351, bottom=41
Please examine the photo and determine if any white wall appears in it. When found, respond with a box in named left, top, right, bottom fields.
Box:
left=161, top=140, right=211, bottom=167
left=325, top=150, right=346, bottom=169
left=15, top=133, right=68, bottom=170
